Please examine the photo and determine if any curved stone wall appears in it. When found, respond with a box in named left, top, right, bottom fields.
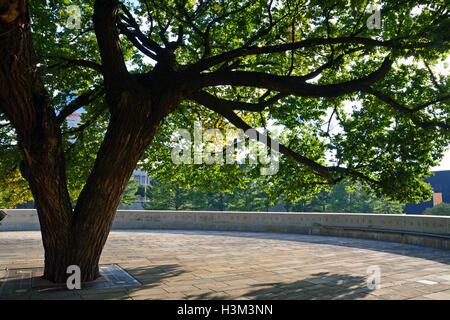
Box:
left=1, top=209, right=449, bottom=249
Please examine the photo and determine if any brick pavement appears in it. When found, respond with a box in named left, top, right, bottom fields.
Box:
left=0, top=230, right=449, bottom=300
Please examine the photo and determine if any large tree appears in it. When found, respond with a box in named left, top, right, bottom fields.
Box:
left=0, top=0, right=448, bottom=282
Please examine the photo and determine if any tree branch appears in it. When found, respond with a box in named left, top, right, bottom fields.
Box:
left=57, top=85, right=105, bottom=124
left=117, top=20, right=158, bottom=60
left=189, top=56, right=392, bottom=98
left=93, top=0, right=128, bottom=85
left=186, top=36, right=444, bottom=73
left=119, top=4, right=162, bottom=56
left=189, top=92, right=332, bottom=178
left=362, top=86, right=450, bottom=131
left=193, top=93, right=382, bottom=186
left=424, top=60, right=444, bottom=93
left=44, top=56, right=104, bottom=74
left=191, top=90, right=286, bottom=112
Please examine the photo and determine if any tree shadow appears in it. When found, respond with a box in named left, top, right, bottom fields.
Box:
left=106, top=263, right=186, bottom=293
left=185, top=272, right=372, bottom=300
left=126, top=264, right=185, bottom=284
left=0, top=264, right=186, bottom=299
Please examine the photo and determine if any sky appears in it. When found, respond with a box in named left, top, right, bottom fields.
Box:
left=432, top=151, right=450, bottom=171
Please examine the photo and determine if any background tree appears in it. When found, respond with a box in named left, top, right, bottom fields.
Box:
left=0, top=0, right=448, bottom=282
left=142, top=180, right=208, bottom=210
left=119, top=179, right=140, bottom=206
left=424, top=203, right=450, bottom=216
left=323, top=183, right=404, bottom=213
left=140, top=178, right=404, bottom=213
left=224, top=181, right=271, bottom=211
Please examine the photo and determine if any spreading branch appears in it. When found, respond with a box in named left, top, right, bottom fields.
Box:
left=44, top=56, right=103, bottom=74
left=191, top=91, right=286, bottom=112
left=93, top=0, right=128, bottom=85
left=191, top=91, right=382, bottom=186
left=362, top=86, right=450, bottom=131
left=57, top=85, right=105, bottom=124
left=118, top=4, right=162, bottom=57
left=190, top=91, right=333, bottom=179
left=186, top=36, right=446, bottom=73
left=188, top=56, right=393, bottom=98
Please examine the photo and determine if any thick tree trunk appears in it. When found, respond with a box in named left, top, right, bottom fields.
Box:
left=33, top=98, right=166, bottom=283
left=0, top=1, right=176, bottom=283
left=0, top=1, right=73, bottom=282
left=64, top=97, right=167, bottom=282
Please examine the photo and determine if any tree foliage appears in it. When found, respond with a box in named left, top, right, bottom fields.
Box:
left=424, top=202, right=450, bottom=215
left=1, top=0, right=449, bottom=206
left=140, top=178, right=404, bottom=213
left=142, top=179, right=271, bottom=211
left=120, top=179, right=140, bottom=206
left=283, top=182, right=404, bottom=213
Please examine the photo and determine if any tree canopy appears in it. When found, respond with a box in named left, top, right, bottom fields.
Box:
left=0, top=0, right=449, bottom=205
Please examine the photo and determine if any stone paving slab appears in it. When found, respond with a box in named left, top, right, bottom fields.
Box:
left=0, top=230, right=449, bottom=300
left=0, top=264, right=141, bottom=298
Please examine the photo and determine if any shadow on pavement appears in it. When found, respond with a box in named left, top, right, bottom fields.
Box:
left=184, top=272, right=371, bottom=300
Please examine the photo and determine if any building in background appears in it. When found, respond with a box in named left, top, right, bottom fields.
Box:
left=67, top=112, right=81, bottom=128
left=133, top=169, right=153, bottom=186
left=404, top=170, right=450, bottom=214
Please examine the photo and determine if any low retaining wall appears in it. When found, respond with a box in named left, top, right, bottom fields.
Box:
left=1, top=209, right=449, bottom=249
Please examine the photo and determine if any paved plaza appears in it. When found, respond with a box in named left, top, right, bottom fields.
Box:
left=0, top=230, right=449, bottom=300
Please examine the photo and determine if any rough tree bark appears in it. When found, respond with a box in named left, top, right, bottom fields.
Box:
left=0, top=0, right=75, bottom=281
left=0, top=0, right=179, bottom=282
